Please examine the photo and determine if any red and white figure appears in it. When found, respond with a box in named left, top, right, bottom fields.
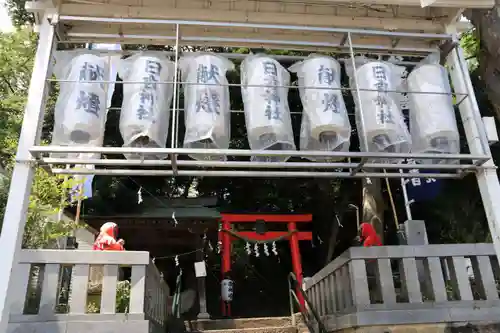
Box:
left=93, top=222, right=125, bottom=251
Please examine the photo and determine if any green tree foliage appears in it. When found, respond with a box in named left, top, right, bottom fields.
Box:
left=0, top=28, right=35, bottom=162
left=0, top=28, right=77, bottom=248
left=4, top=0, right=33, bottom=27
left=460, top=29, right=480, bottom=71
left=466, top=5, right=500, bottom=118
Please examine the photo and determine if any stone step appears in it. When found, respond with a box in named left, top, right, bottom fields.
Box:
left=186, top=316, right=293, bottom=331
left=201, top=325, right=297, bottom=333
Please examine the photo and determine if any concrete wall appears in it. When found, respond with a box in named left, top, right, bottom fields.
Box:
left=74, top=227, right=96, bottom=250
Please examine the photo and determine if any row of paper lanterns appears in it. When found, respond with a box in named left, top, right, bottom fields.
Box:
left=51, top=51, right=459, bottom=163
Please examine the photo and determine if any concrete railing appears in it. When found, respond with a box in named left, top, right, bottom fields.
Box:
left=304, top=244, right=500, bottom=331
left=144, top=259, right=170, bottom=331
left=8, top=250, right=168, bottom=333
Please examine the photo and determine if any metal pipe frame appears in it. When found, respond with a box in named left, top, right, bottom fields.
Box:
left=30, top=143, right=490, bottom=177
left=39, top=157, right=479, bottom=170
left=170, top=23, right=181, bottom=175
left=39, top=157, right=478, bottom=179
left=65, top=32, right=439, bottom=55
left=25, top=14, right=489, bottom=179
left=400, top=169, right=413, bottom=221
left=48, top=168, right=464, bottom=179
left=55, top=48, right=428, bottom=65
left=446, top=25, right=500, bottom=267
left=29, top=145, right=490, bottom=161
left=347, top=32, right=369, bottom=155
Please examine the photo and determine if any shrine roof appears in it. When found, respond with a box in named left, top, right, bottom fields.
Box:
left=27, top=0, right=493, bottom=55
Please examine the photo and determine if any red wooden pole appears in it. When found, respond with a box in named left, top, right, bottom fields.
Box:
left=288, top=221, right=305, bottom=309
left=221, top=219, right=232, bottom=316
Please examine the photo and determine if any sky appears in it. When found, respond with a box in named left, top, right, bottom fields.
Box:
left=0, top=0, right=14, bottom=32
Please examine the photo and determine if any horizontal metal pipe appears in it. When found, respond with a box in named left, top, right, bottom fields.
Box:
left=40, top=157, right=481, bottom=170
left=50, top=168, right=462, bottom=179
left=65, top=32, right=438, bottom=54
left=59, top=15, right=453, bottom=39
left=45, top=78, right=468, bottom=97
left=30, top=145, right=490, bottom=161
left=58, top=42, right=429, bottom=61
left=60, top=49, right=423, bottom=65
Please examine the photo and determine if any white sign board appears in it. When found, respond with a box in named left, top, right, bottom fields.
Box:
left=194, top=261, right=207, bottom=277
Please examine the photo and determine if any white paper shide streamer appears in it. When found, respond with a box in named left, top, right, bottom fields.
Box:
left=241, top=54, right=295, bottom=162
left=407, top=53, right=460, bottom=164
left=52, top=50, right=118, bottom=158
left=179, top=53, right=234, bottom=161
left=289, top=55, right=351, bottom=161
left=346, top=56, right=411, bottom=163
left=118, top=52, right=175, bottom=159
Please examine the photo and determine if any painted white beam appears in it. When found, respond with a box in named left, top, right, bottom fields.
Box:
left=279, top=0, right=493, bottom=8
left=58, top=4, right=445, bottom=32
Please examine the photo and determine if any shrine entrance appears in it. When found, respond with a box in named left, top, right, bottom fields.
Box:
left=218, top=213, right=312, bottom=317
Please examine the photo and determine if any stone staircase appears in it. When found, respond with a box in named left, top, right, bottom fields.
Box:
left=185, top=315, right=308, bottom=333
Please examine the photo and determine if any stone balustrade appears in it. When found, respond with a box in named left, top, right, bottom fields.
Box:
left=7, top=249, right=168, bottom=333
left=304, top=244, right=500, bottom=331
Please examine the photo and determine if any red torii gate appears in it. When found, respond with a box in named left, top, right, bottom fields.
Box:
left=219, top=213, right=313, bottom=317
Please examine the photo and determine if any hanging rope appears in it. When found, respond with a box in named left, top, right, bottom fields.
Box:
left=221, top=229, right=297, bottom=244
left=383, top=169, right=399, bottom=228
left=153, top=248, right=204, bottom=260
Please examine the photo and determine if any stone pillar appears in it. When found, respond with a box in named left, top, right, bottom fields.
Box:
left=401, top=220, right=435, bottom=299
left=403, top=220, right=429, bottom=246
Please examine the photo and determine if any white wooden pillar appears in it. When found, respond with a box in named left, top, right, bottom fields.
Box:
left=0, top=11, right=55, bottom=333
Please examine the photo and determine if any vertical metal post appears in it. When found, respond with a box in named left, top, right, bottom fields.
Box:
left=171, top=23, right=181, bottom=149
left=0, top=12, right=55, bottom=333
left=348, top=204, right=360, bottom=229
left=169, top=24, right=181, bottom=174
left=447, top=33, right=500, bottom=262
left=347, top=32, right=369, bottom=153
left=400, top=169, right=413, bottom=221
left=288, top=277, right=296, bottom=327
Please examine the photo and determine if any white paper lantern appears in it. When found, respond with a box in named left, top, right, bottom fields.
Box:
left=179, top=53, right=234, bottom=161
left=241, top=55, right=295, bottom=162
left=289, top=55, right=351, bottom=161
left=51, top=50, right=119, bottom=160
left=349, top=60, right=411, bottom=162
left=407, top=63, right=460, bottom=164
left=221, top=279, right=234, bottom=302
left=300, top=114, right=350, bottom=160
left=118, top=52, right=174, bottom=160
left=58, top=54, right=108, bottom=144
